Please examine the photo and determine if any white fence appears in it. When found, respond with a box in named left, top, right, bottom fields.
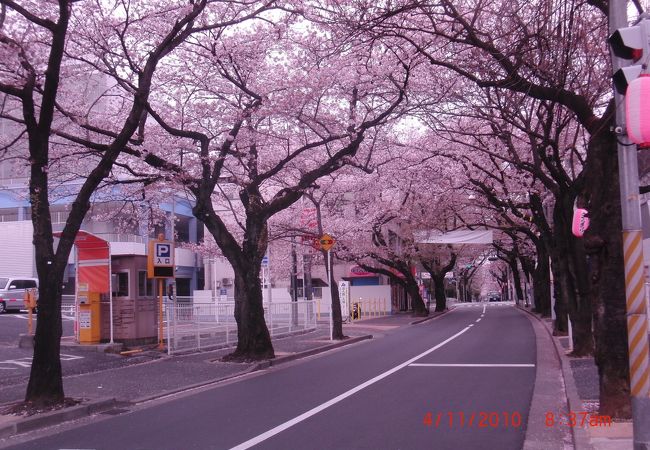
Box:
left=164, top=300, right=317, bottom=355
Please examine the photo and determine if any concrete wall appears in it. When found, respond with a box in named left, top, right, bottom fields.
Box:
left=350, top=285, right=392, bottom=305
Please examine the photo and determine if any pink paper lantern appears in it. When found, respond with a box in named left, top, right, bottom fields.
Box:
left=626, top=74, right=650, bottom=148
left=572, top=208, right=589, bottom=238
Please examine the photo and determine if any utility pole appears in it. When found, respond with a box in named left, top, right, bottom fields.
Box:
left=609, top=3, right=650, bottom=448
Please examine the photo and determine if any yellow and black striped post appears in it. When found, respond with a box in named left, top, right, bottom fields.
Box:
left=623, top=231, right=650, bottom=398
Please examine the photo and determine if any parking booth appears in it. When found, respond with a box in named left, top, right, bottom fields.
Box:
left=56, top=231, right=113, bottom=344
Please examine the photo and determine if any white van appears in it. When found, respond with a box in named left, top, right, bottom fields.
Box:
left=0, top=277, right=38, bottom=313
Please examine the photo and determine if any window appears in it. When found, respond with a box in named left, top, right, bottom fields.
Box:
left=176, top=278, right=191, bottom=297
left=9, top=280, right=35, bottom=289
left=112, top=272, right=129, bottom=297
left=138, top=271, right=153, bottom=298
left=22, top=280, right=37, bottom=289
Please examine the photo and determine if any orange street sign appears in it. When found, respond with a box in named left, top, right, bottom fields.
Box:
left=320, top=233, right=336, bottom=251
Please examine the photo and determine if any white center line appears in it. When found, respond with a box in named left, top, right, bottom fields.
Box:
left=475, top=318, right=481, bottom=322
left=229, top=324, right=474, bottom=450
left=408, top=363, right=535, bottom=368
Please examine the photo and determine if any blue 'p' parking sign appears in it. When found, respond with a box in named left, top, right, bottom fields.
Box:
left=155, top=243, right=172, bottom=263
left=148, top=238, right=175, bottom=278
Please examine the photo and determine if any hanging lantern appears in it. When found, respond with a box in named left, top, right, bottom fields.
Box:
left=626, top=74, right=650, bottom=148
left=572, top=208, right=589, bottom=238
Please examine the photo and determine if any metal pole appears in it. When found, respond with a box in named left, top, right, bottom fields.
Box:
left=267, top=249, right=273, bottom=334
left=327, top=249, right=332, bottom=340
left=108, top=245, right=114, bottom=344
left=158, top=278, right=164, bottom=350
left=74, top=244, right=79, bottom=343
left=611, top=2, right=650, bottom=448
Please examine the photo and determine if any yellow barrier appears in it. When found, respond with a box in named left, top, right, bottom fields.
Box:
left=348, top=298, right=389, bottom=321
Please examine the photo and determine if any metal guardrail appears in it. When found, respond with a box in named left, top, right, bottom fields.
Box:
left=164, top=300, right=317, bottom=355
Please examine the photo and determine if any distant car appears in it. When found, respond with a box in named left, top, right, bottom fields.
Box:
left=488, top=292, right=501, bottom=302
left=0, top=277, right=38, bottom=313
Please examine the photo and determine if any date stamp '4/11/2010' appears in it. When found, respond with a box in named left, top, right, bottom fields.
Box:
left=422, top=411, right=613, bottom=429
left=423, top=412, right=523, bottom=429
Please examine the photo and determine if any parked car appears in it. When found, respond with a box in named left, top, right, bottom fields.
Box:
left=0, top=277, right=38, bottom=313
left=488, top=292, right=501, bottom=302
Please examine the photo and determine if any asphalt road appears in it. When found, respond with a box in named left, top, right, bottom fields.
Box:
left=3, top=304, right=537, bottom=450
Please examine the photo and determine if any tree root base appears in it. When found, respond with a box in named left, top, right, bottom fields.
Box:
left=221, top=350, right=275, bottom=363
left=1, top=398, right=80, bottom=417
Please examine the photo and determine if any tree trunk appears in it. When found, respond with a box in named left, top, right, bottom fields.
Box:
left=582, top=127, right=631, bottom=418
left=329, top=281, right=344, bottom=339
left=532, top=244, right=552, bottom=317
left=323, top=251, right=344, bottom=339
left=554, top=195, right=593, bottom=356
left=406, top=280, right=427, bottom=316
left=550, top=251, right=568, bottom=334
left=220, top=213, right=274, bottom=362
left=510, top=259, right=524, bottom=306
left=228, top=267, right=274, bottom=361
left=432, top=274, right=447, bottom=312
left=25, top=277, right=64, bottom=405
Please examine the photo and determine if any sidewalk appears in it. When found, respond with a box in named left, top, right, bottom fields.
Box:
left=519, top=305, right=634, bottom=450
left=0, top=312, right=442, bottom=439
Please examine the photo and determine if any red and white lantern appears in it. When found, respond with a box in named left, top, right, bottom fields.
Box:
left=626, top=74, right=650, bottom=148
left=572, top=208, right=590, bottom=238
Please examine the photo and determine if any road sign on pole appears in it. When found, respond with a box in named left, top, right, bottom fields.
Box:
left=320, top=233, right=335, bottom=251
left=148, top=234, right=175, bottom=279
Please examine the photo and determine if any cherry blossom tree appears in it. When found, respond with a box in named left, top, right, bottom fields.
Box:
left=0, top=0, right=280, bottom=406
left=367, top=0, right=626, bottom=415
left=112, top=12, right=412, bottom=360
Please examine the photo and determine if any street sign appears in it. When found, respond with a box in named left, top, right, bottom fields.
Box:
left=154, top=242, right=172, bottom=265
left=147, top=237, right=175, bottom=278
left=261, top=255, right=269, bottom=267
left=319, top=233, right=335, bottom=251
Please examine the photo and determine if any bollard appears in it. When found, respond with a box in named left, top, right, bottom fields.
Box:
left=24, top=289, right=36, bottom=335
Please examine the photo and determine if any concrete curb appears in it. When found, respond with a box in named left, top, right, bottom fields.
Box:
left=517, top=306, right=593, bottom=450
left=0, top=398, right=117, bottom=439
left=409, top=307, right=453, bottom=325
left=251, top=334, right=373, bottom=370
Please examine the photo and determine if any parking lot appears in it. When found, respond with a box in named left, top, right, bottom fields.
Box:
left=0, top=311, right=161, bottom=393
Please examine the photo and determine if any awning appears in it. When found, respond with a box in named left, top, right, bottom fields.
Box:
left=415, top=229, right=494, bottom=245
left=347, top=266, right=376, bottom=277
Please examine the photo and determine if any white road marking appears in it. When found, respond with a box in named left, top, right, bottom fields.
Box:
left=229, top=324, right=474, bottom=450
left=408, top=363, right=535, bottom=368
left=0, top=353, right=83, bottom=369
left=0, top=358, right=32, bottom=368
left=476, top=318, right=481, bottom=322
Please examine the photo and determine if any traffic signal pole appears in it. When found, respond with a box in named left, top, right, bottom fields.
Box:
left=610, top=2, right=650, bottom=448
